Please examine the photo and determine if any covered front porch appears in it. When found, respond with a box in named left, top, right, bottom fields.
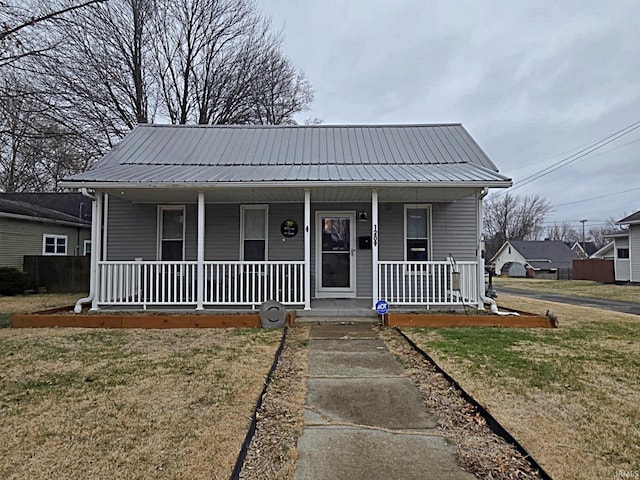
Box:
left=80, top=185, right=485, bottom=314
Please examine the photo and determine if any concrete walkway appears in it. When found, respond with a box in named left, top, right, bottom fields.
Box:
left=294, top=324, right=475, bottom=480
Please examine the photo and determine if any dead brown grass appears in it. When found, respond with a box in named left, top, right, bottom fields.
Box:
left=0, top=293, right=82, bottom=314
left=407, top=295, right=640, bottom=480
left=0, top=327, right=282, bottom=480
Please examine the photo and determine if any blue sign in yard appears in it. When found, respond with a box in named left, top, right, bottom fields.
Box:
left=375, top=300, right=389, bottom=314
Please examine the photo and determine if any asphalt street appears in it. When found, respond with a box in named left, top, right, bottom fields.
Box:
left=496, top=287, right=640, bottom=316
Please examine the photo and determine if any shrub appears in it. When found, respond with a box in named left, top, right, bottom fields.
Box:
left=0, top=267, right=29, bottom=296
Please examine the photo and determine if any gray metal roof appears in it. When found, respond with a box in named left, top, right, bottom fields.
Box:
left=63, top=124, right=512, bottom=187
left=618, top=210, right=640, bottom=225
left=0, top=195, right=91, bottom=227
left=509, top=240, right=580, bottom=270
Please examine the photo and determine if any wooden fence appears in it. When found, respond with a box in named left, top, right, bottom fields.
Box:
left=23, top=255, right=90, bottom=293
left=572, top=259, right=614, bottom=283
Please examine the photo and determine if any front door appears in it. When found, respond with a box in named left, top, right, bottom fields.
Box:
left=316, top=211, right=356, bottom=297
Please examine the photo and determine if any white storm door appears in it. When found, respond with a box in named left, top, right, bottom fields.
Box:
left=316, top=211, right=356, bottom=297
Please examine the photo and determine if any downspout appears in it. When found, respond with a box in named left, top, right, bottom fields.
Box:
left=74, top=188, right=97, bottom=313
left=477, top=187, right=519, bottom=316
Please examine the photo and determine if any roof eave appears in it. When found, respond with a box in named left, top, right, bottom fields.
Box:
left=59, top=179, right=513, bottom=190
left=0, top=211, right=91, bottom=228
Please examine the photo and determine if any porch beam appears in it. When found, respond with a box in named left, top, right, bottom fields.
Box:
left=304, top=189, right=311, bottom=309
left=371, top=189, right=379, bottom=309
left=196, top=191, right=205, bottom=310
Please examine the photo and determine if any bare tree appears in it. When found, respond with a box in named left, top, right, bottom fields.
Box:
left=152, top=0, right=312, bottom=125
left=1, top=0, right=314, bottom=193
left=483, top=193, right=552, bottom=258
left=588, top=216, right=628, bottom=249
left=0, top=0, right=108, bottom=67
left=546, top=221, right=580, bottom=243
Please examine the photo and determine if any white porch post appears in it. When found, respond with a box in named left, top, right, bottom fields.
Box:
left=304, top=189, right=311, bottom=310
left=196, top=191, right=205, bottom=310
left=371, top=189, right=379, bottom=309
left=90, top=192, right=103, bottom=311
left=477, top=188, right=488, bottom=308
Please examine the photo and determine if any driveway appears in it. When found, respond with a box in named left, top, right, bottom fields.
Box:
left=496, top=287, right=640, bottom=316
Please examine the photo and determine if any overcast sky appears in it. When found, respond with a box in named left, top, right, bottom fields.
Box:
left=261, top=0, right=640, bottom=236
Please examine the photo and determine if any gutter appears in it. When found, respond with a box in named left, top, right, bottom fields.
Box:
left=74, top=188, right=96, bottom=313
left=0, top=211, right=90, bottom=229
left=58, top=179, right=514, bottom=190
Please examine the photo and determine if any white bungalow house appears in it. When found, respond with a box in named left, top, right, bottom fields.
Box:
left=60, top=124, right=512, bottom=314
left=489, top=240, right=580, bottom=279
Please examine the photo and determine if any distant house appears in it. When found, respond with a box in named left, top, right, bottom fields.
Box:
left=0, top=194, right=92, bottom=270
left=604, top=210, right=640, bottom=283
left=590, top=241, right=615, bottom=260
left=569, top=241, right=598, bottom=259
left=489, top=240, right=580, bottom=279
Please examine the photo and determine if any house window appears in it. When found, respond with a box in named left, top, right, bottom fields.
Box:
left=241, top=205, right=268, bottom=261
left=83, top=240, right=92, bottom=256
left=617, top=248, right=630, bottom=259
left=404, top=205, right=431, bottom=261
left=43, top=235, right=67, bottom=255
left=158, top=206, right=185, bottom=261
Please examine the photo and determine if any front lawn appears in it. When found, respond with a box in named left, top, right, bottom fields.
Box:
left=0, top=327, right=286, bottom=479
left=405, top=295, right=640, bottom=480
left=492, top=277, right=640, bottom=304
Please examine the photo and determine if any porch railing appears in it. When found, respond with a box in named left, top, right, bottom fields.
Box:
left=97, top=261, right=305, bottom=308
left=378, top=261, right=479, bottom=307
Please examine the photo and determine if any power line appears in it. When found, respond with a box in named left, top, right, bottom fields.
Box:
left=502, top=119, right=640, bottom=193
left=551, top=186, right=640, bottom=208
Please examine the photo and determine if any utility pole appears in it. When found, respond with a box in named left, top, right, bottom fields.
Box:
left=580, top=219, right=587, bottom=257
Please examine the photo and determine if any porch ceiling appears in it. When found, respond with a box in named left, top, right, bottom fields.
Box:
left=103, top=186, right=481, bottom=204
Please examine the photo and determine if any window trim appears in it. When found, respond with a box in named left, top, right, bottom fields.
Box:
left=404, top=204, right=432, bottom=261
left=42, top=234, right=68, bottom=256
left=617, top=247, right=630, bottom=259
left=157, top=205, right=186, bottom=261
left=83, top=240, right=92, bottom=256
left=240, top=204, right=269, bottom=261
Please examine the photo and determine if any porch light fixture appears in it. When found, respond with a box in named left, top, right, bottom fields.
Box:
left=358, top=211, right=368, bottom=221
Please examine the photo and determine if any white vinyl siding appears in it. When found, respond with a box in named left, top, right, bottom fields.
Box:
left=42, top=234, right=67, bottom=255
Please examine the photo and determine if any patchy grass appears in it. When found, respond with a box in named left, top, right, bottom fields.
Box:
left=0, top=327, right=283, bottom=479
left=405, top=295, right=640, bottom=480
left=492, top=277, right=640, bottom=304
left=0, top=293, right=81, bottom=314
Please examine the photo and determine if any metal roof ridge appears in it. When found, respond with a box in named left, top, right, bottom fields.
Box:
left=136, top=123, right=464, bottom=129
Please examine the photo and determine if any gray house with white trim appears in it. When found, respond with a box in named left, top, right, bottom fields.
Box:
left=60, top=123, right=511, bottom=313
left=606, top=210, right=640, bottom=283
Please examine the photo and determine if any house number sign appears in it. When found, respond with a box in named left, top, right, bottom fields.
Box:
left=280, top=219, right=299, bottom=238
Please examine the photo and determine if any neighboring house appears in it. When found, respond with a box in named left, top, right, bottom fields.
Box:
left=60, top=123, right=512, bottom=312
left=590, top=241, right=615, bottom=260
left=0, top=194, right=92, bottom=270
left=604, top=210, right=640, bottom=283
left=490, top=239, right=580, bottom=279
left=569, top=241, right=598, bottom=259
